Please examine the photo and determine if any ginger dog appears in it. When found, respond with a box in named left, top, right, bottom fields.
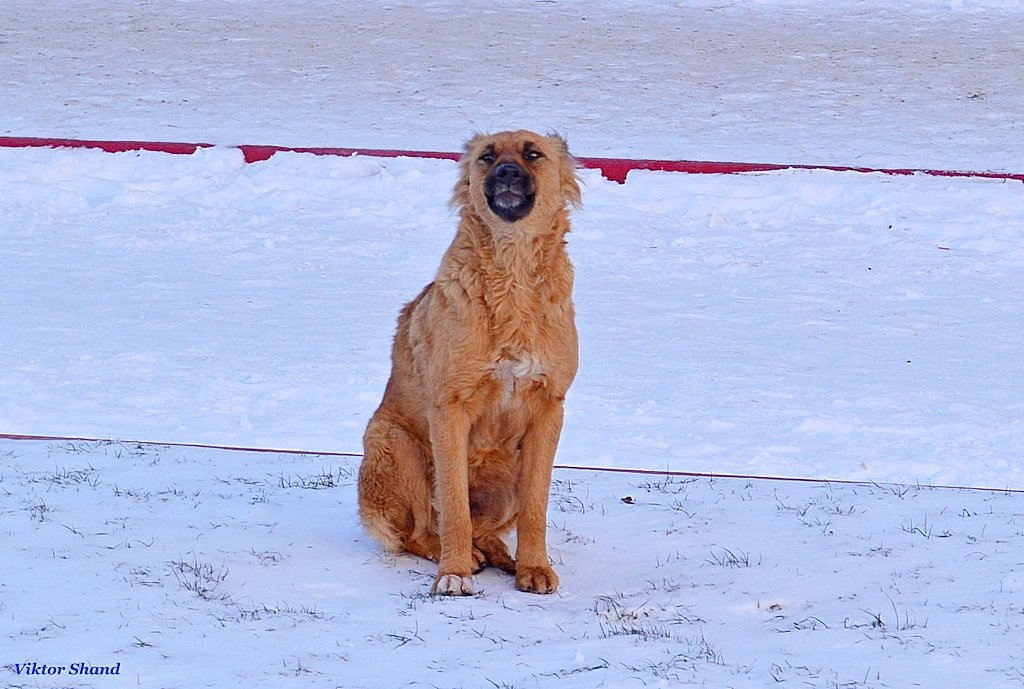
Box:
left=358, top=130, right=581, bottom=595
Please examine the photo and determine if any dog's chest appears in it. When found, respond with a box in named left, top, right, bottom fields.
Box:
left=490, top=354, right=546, bottom=408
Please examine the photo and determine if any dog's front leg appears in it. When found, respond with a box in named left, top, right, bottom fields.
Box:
left=515, top=398, right=564, bottom=594
left=430, top=406, right=476, bottom=596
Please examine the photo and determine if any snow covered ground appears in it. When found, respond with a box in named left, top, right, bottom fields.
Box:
left=4, top=439, right=1024, bottom=688
left=2, top=1, right=1023, bottom=687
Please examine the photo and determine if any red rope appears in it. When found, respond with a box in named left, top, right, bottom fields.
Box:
left=551, top=464, right=1024, bottom=495
left=2, top=432, right=1020, bottom=495
left=2, top=136, right=1022, bottom=185
left=0, top=433, right=361, bottom=458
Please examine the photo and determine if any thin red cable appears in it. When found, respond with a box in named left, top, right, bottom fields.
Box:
left=2, top=432, right=1020, bottom=495
left=0, top=433, right=361, bottom=458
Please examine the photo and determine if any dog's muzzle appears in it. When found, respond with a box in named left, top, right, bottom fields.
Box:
left=484, top=163, right=536, bottom=223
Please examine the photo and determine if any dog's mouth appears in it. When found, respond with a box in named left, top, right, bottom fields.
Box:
left=484, top=163, right=535, bottom=223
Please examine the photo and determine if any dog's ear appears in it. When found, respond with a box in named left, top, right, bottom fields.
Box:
left=548, top=132, right=582, bottom=209
left=449, top=133, right=483, bottom=211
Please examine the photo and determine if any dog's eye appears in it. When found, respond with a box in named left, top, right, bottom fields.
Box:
left=479, top=152, right=496, bottom=164
left=525, top=150, right=544, bottom=161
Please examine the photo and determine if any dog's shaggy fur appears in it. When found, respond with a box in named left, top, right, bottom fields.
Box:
left=357, top=130, right=581, bottom=595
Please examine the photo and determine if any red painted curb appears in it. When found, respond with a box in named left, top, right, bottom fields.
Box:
left=581, top=156, right=1024, bottom=184
left=2, top=136, right=1022, bottom=184
left=0, top=136, right=208, bottom=157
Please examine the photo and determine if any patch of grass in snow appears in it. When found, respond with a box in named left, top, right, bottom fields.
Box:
left=27, top=464, right=100, bottom=488
left=278, top=466, right=353, bottom=490
left=845, top=606, right=927, bottom=638
left=26, top=498, right=51, bottom=522
left=384, top=621, right=424, bottom=648
left=112, top=482, right=201, bottom=506
left=869, top=481, right=920, bottom=499
left=121, top=565, right=163, bottom=588
left=168, top=554, right=230, bottom=601
left=594, top=590, right=706, bottom=642
left=899, top=516, right=953, bottom=540
left=634, top=474, right=700, bottom=496
left=535, top=658, right=611, bottom=681
left=249, top=548, right=284, bottom=565
left=395, top=587, right=488, bottom=613
left=485, top=681, right=523, bottom=689
left=705, top=547, right=760, bottom=568
left=770, top=661, right=880, bottom=687
left=237, top=602, right=324, bottom=623
left=620, top=638, right=725, bottom=680
left=551, top=478, right=595, bottom=514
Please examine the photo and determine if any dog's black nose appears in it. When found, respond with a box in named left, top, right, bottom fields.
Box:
left=493, top=163, right=525, bottom=183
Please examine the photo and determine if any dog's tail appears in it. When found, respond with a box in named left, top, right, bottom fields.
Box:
left=357, top=441, right=408, bottom=553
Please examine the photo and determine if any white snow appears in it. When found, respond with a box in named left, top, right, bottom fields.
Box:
left=3, top=147, right=1020, bottom=488
left=2, top=1, right=1023, bottom=687
left=4, top=440, right=1024, bottom=687
left=3, top=1, right=1024, bottom=171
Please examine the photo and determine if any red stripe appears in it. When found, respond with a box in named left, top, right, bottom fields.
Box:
left=0, top=137, right=209, bottom=156
left=2, top=136, right=1021, bottom=184
left=2, top=432, right=1020, bottom=494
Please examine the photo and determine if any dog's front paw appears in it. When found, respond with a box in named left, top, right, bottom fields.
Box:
left=432, top=572, right=475, bottom=596
left=515, top=565, right=559, bottom=594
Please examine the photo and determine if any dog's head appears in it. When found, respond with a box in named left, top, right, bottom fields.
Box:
left=452, top=130, right=581, bottom=226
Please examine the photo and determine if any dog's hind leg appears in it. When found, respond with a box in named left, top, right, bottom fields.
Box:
left=474, top=533, right=517, bottom=575
left=358, top=414, right=436, bottom=558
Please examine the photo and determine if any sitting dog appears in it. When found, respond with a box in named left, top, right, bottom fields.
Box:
left=358, top=130, right=581, bottom=595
